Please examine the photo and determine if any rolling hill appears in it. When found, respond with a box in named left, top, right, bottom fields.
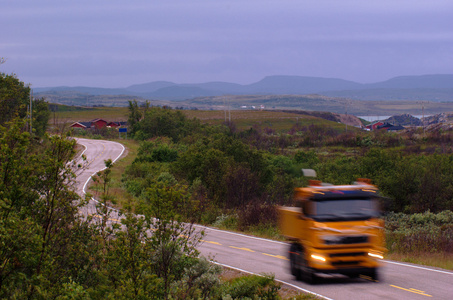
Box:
left=35, top=74, right=453, bottom=110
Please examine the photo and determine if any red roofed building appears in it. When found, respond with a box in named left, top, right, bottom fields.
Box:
left=70, top=121, right=92, bottom=129
left=70, top=119, right=127, bottom=131
left=365, top=121, right=384, bottom=131
left=90, top=118, right=108, bottom=129
left=107, top=121, right=128, bottom=128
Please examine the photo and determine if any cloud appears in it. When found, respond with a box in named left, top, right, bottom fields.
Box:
left=1, top=0, right=452, bottom=87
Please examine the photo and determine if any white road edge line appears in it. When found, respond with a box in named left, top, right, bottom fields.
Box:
left=80, top=143, right=88, bottom=157
left=384, top=260, right=453, bottom=275
left=77, top=139, right=126, bottom=199
left=194, top=225, right=287, bottom=245
left=202, top=226, right=453, bottom=275
left=212, top=261, right=334, bottom=300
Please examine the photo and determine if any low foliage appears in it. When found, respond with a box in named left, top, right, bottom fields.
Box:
left=0, top=117, right=232, bottom=299
left=385, top=211, right=453, bottom=253
left=220, top=274, right=281, bottom=300
left=1, top=73, right=50, bottom=137
left=117, top=105, right=453, bottom=273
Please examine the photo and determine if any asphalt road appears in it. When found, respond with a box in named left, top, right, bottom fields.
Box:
left=197, top=227, right=453, bottom=299
left=74, top=138, right=125, bottom=221
left=74, top=138, right=453, bottom=300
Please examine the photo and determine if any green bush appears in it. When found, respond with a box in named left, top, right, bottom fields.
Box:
left=135, top=139, right=179, bottom=163
left=221, top=274, right=281, bottom=300
left=213, top=214, right=239, bottom=230
left=170, top=257, right=222, bottom=299
left=385, top=211, right=453, bottom=253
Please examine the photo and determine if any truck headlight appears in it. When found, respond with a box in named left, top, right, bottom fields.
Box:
left=311, top=254, right=326, bottom=262
left=368, top=251, right=384, bottom=259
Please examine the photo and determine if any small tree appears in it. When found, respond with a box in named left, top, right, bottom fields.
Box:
left=0, top=73, right=30, bottom=125
left=0, top=119, right=97, bottom=298
left=106, top=212, right=162, bottom=299
left=144, top=183, right=204, bottom=298
left=128, top=100, right=142, bottom=135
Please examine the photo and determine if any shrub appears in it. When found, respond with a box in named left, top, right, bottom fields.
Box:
left=170, top=257, right=222, bottom=299
left=385, top=211, right=453, bottom=253
left=221, top=274, right=281, bottom=300
left=237, top=202, right=278, bottom=230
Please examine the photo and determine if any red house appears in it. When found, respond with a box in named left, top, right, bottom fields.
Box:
left=107, top=121, right=127, bottom=128
left=70, top=119, right=108, bottom=130
left=377, top=123, right=405, bottom=131
left=90, top=118, right=108, bottom=129
left=365, top=121, right=384, bottom=131
left=107, top=121, right=120, bottom=128
left=70, top=121, right=92, bottom=129
left=70, top=119, right=126, bottom=130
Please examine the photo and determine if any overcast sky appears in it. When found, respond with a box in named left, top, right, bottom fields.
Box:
left=1, top=0, right=452, bottom=88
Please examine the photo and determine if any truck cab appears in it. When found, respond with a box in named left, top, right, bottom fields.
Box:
left=278, top=178, right=386, bottom=283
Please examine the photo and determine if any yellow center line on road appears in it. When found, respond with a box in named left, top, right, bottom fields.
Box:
left=88, top=143, right=106, bottom=165
left=229, top=246, right=255, bottom=252
left=359, top=274, right=379, bottom=282
left=95, top=144, right=106, bottom=161
left=262, top=253, right=289, bottom=261
left=90, top=214, right=120, bottom=223
left=409, top=288, right=428, bottom=293
left=201, top=240, right=222, bottom=245
left=390, top=285, right=432, bottom=297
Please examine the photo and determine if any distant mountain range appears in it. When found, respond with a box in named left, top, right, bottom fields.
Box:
left=35, top=74, right=453, bottom=103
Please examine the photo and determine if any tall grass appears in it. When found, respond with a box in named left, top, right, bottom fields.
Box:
left=385, top=211, right=453, bottom=253
left=385, top=211, right=453, bottom=269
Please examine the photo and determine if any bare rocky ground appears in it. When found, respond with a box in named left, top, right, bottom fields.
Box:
left=423, top=112, right=453, bottom=126
left=336, top=113, right=363, bottom=127
left=384, top=112, right=453, bottom=132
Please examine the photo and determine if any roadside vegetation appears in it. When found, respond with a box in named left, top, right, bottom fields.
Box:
left=73, top=101, right=453, bottom=270
left=2, top=72, right=452, bottom=298
left=1, top=74, right=319, bottom=299
left=106, top=101, right=452, bottom=270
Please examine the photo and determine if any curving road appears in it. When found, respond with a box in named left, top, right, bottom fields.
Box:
left=74, top=138, right=453, bottom=300
left=74, top=138, right=125, bottom=221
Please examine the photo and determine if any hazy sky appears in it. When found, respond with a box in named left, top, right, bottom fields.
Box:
left=1, top=0, right=452, bottom=88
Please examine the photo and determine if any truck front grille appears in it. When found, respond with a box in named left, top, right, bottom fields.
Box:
left=323, top=235, right=369, bottom=245
left=331, top=260, right=362, bottom=267
left=329, top=252, right=366, bottom=258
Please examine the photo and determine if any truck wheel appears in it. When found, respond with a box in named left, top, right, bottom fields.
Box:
left=289, top=243, right=303, bottom=280
left=300, top=251, right=317, bottom=284
left=288, top=243, right=300, bottom=280
left=303, top=265, right=318, bottom=284
left=366, top=268, right=379, bottom=281
left=289, top=251, right=297, bottom=276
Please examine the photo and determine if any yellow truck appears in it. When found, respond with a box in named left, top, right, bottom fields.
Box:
left=278, top=176, right=386, bottom=283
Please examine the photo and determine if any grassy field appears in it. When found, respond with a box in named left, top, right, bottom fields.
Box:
left=185, top=94, right=453, bottom=116
left=53, top=106, right=350, bottom=133
left=105, top=138, right=141, bottom=210
left=51, top=106, right=130, bottom=125
left=386, top=252, right=453, bottom=270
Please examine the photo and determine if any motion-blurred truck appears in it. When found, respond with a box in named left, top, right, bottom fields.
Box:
left=278, top=173, right=386, bottom=283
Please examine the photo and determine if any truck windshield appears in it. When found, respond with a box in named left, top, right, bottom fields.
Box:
left=311, top=198, right=379, bottom=222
